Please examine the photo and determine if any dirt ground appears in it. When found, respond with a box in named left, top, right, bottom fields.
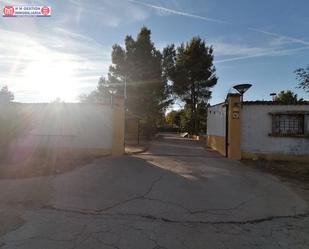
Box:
left=0, top=151, right=100, bottom=179
left=243, top=160, right=309, bottom=182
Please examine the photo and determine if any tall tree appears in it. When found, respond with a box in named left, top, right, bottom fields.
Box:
left=78, top=77, right=110, bottom=103
left=163, top=37, right=217, bottom=134
left=108, top=27, right=171, bottom=131
left=274, top=90, right=302, bottom=104
left=295, top=66, right=309, bottom=93
left=0, top=85, right=14, bottom=103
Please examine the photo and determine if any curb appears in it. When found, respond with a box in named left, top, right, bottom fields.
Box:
left=125, top=143, right=150, bottom=155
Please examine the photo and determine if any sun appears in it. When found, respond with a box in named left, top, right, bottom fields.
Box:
left=23, top=58, right=78, bottom=102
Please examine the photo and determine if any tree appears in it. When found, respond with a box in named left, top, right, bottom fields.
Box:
left=78, top=77, right=110, bottom=103
left=274, top=90, right=303, bottom=104
left=163, top=37, right=217, bottom=134
left=108, top=27, right=172, bottom=133
left=179, top=105, right=192, bottom=132
left=0, top=85, right=14, bottom=103
left=196, top=101, right=208, bottom=133
left=295, top=66, right=309, bottom=93
left=166, top=110, right=181, bottom=128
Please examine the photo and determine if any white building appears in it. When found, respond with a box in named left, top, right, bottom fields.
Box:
left=207, top=94, right=309, bottom=162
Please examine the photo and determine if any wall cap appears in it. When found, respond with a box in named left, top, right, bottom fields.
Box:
left=243, top=101, right=309, bottom=105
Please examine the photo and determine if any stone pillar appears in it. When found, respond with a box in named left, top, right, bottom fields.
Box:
left=112, top=97, right=125, bottom=156
left=227, top=94, right=241, bottom=160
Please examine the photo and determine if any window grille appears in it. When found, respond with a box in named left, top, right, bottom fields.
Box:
left=271, top=114, right=304, bottom=136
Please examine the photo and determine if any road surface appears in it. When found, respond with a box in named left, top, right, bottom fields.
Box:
left=0, top=133, right=308, bottom=248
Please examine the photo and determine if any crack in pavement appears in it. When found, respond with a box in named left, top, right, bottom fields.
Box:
left=87, top=235, right=121, bottom=249
left=3, top=225, right=88, bottom=247
left=117, top=211, right=309, bottom=225
left=37, top=173, right=309, bottom=227
left=122, top=223, right=169, bottom=249
left=43, top=175, right=265, bottom=219
left=85, top=228, right=123, bottom=249
left=39, top=205, right=309, bottom=226
left=69, top=225, right=90, bottom=249
left=190, top=194, right=265, bottom=215
left=79, top=174, right=165, bottom=213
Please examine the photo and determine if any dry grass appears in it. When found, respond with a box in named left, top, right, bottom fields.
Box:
left=243, top=159, right=309, bottom=182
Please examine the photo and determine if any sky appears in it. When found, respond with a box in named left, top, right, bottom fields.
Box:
left=0, top=0, right=309, bottom=105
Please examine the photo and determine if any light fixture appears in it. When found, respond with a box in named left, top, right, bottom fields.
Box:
left=233, top=83, right=252, bottom=102
left=108, top=88, right=117, bottom=95
left=270, top=93, right=276, bottom=101
left=108, top=87, right=117, bottom=106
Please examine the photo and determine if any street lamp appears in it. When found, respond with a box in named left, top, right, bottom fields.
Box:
left=233, top=83, right=252, bottom=102
left=270, top=93, right=276, bottom=101
left=108, top=87, right=117, bottom=106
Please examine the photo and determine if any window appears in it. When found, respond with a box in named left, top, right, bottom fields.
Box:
left=271, top=114, right=305, bottom=136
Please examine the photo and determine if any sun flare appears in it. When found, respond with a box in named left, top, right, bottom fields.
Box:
left=24, top=59, right=78, bottom=102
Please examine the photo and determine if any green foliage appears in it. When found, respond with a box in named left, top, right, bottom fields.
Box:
left=78, top=77, right=110, bottom=103
left=0, top=85, right=14, bottom=104
left=178, top=103, right=207, bottom=133
left=163, top=37, right=217, bottom=134
left=196, top=101, right=208, bottom=133
left=274, top=90, right=303, bottom=104
left=179, top=106, right=192, bottom=132
left=295, top=66, right=309, bottom=93
left=107, top=27, right=172, bottom=135
left=83, top=27, right=172, bottom=136
left=164, top=103, right=208, bottom=133
left=165, top=110, right=181, bottom=128
left=164, top=108, right=191, bottom=132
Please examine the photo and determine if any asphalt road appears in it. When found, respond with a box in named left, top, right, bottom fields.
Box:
left=0, top=133, right=308, bottom=249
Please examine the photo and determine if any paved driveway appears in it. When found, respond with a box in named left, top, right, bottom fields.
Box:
left=0, top=133, right=308, bottom=248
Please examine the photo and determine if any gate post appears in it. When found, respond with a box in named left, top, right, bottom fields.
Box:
left=112, top=97, right=125, bottom=156
left=227, top=94, right=241, bottom=160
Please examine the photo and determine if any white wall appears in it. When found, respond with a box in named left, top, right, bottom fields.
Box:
left=241, top=104, right=309, bottom=155
left=16, top=103, right=113, bottom=150
left=207, top=103, right=226, bottom=137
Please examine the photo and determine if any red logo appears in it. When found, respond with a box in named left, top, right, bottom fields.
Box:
left=41, top=6, right=50, bottom=15
left=3, top=6, right=14, bottom=16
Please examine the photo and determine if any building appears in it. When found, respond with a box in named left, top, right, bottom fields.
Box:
left=207, top=94, right=309, bottom=162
